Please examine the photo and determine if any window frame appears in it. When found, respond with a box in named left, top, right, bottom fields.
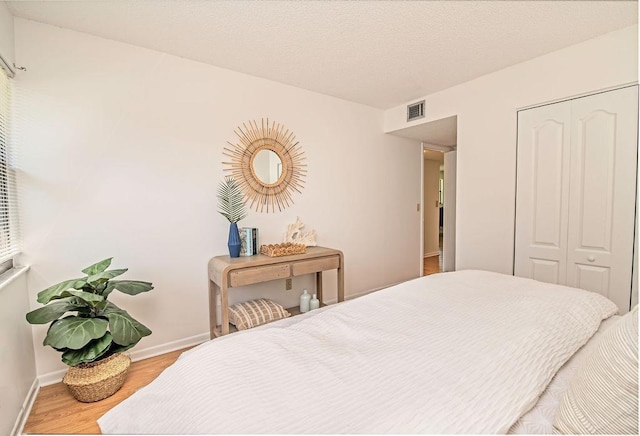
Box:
left=0, top=66, right=20, bottom=272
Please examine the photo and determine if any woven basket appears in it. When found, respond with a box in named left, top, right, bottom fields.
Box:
left=260, top=242, right=306, bottom=257
left=62, top=353, right=131, bottom=403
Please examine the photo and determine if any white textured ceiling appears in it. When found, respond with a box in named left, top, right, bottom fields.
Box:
left=6, top=0, right=638, bottom=109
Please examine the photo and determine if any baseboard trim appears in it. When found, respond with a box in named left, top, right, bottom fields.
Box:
left=423, top=251, right=439, bottom=258
left=37, top=332, right=210, bottom=387
left=323, top=280, right=406, bottom=305
left=11, top=378, right=39, bottom=436
left=128, top=332, right=210, bottom=362
left=38, top=368, right=67, bottom=387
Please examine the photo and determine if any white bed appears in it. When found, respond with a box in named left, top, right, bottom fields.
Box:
left=508, top=314, right=620, bottom=434
left=98, top=270, right=621, bottom=434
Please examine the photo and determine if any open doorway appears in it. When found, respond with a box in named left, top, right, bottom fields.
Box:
left=423, top=149, right=444, bottom=275
left=386, top=115, right=457, bottom=276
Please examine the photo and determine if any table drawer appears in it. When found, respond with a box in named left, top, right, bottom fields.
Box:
left=229, top=264, right=291, bottom=287
left=292, top=256, right=340, bottom=276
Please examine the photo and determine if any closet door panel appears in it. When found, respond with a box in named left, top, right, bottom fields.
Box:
left=573, top=110, right=615, bottom=250
left=575, top=264, right=611, bottom=296
left=514, top=102, right=571, bottom=284
left=566, top=86, right=638, bottom=313
left=531, top=259, right=560, bottom=284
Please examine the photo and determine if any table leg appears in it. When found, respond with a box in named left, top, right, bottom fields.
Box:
left=337, top=255, right=345, bottom=302
left=220, top=284, right=230, bottom=335
left=316, top=271, right=323, bottom=304
left=208, top=280, right=218, bottom=339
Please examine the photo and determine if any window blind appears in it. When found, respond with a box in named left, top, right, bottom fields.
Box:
left=0, top=67, right=20, bottom=264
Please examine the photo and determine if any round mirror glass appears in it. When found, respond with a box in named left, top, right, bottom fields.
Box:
left=252, top=149, right=283, bottom=185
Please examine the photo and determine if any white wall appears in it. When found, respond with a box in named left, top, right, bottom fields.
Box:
left=423, top=159, right=440, bottom=257
left=385, top=25, right=638, bottom=274
left=0, top=271, right=36, bottom=436
left=13, top=18, right=422, bottom=378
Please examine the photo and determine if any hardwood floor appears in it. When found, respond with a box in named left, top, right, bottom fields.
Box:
left=423, top=254, right=441, bottom=276
left=423, top=235, right=444, bottom=276
left=23, top=348, right=191, bottom=435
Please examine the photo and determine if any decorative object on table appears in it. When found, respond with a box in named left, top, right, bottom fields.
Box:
left=217, top=176, right=248, bottom=258
left=259, top=242, right=306, bottom=257
left=283, top=217, right=317, bottom=246
left=25, top=258, right=153, bottom=402
left=309, top=293, right=320, bottom=310
left=299, top=289, right=311, bottom=313
left=223, top=118, right=306, bottom=213
left=228, top=299, right=291, bottom=330
left=240, top=227, right=259, bottom=256
left=239, top=229, right=252, bottom=257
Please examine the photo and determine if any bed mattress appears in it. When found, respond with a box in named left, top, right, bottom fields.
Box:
left=98, top=270, right=617, bottom=434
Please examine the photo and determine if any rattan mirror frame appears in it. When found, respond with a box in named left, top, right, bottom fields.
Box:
left=223, top=119, right=306, bottom=213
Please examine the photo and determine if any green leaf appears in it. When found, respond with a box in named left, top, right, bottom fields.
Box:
left=81, top=258, right=113, bottom=276
left=94, top=299, right=109, bottom=312
left=37, top=278, right=87, bottom=304
left=61, top=332, right=113, bottom=366
left=104, top=306, right=151, bottom=346
left=86, top=268, right=128, bottom=284
left=43, top=316, right=109, bottom=350
left=99, top=301, right=121, bottom=316
left=76, top=306, right=93, bottom=316
left=26, top=298, right=85, bottom=325
left=60, top=290, right=105, bottom=305
left=101, top=282, right=117, bottom=298
left=217, top=176, right=248, bottom=223
left=109, top=339, right=140, bottom=355
left=110, top=280, right=154, bottom=296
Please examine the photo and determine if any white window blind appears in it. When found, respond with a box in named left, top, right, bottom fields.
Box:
left=0, top=67, right=20, bottom=264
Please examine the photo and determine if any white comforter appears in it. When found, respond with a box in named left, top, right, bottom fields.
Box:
left=509, top=315, right=620, bottom=434
left=98, top=270, right=617, bottom=434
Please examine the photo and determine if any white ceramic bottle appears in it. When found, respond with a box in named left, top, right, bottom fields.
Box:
left=309, top=293, right=320, bottom=310
left=300, top=289, right=311, bottom=313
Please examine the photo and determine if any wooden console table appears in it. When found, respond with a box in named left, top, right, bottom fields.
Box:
left=207, top=246, right=344, bottom=338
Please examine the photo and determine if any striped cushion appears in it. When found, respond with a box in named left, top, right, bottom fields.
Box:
left=228, top=299, right=290, bottom=331
left=553, top=306, right=638, bottom=434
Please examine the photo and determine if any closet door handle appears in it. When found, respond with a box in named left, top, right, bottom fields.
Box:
left=587, top=256, right=596, bottom=262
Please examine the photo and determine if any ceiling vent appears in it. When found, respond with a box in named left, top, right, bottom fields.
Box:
left=407, top=100, right=425, bottom=122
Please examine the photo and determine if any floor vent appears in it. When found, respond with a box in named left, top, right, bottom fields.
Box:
left=407, top=100, right=425, bottom=122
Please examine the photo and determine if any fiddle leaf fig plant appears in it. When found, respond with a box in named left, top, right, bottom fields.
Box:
left=26, top=258, right=153, bottom=367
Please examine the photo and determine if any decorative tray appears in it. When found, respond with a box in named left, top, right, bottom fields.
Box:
left=259, top=243, right=306, bottom=257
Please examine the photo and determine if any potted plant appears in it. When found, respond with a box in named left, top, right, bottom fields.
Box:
left=217, top=176, right=248, bottom=257
left=26, top=257, right=153, bottom=402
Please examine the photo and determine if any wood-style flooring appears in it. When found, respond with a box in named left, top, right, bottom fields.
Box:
left=424, top=236, right=444, bottom=276
left=423, top=254, right=442, bottom=276
left=23, top=348, right=191, bottom=435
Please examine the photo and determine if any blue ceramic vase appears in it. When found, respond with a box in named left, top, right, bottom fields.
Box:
left=228, top=222, right=241, bottom=258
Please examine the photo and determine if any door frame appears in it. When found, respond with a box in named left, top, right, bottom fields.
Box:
left=420, top=142, right=456, bottom=276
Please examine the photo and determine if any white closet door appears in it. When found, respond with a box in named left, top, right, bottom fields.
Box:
left=566, top=86, right=638, bottom=313
left=514, top=101, right=572, bottom=284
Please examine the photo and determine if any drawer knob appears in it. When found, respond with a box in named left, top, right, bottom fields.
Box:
left=587, top=255, right=596, bottom=262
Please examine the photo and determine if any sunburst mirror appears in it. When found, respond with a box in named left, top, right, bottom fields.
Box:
left=223, top=119, right=306, bottom=213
